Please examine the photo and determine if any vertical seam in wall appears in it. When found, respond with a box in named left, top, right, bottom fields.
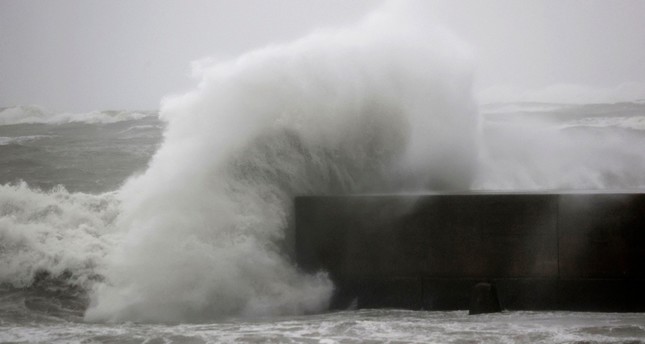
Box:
left=556, top=194, right=561, bottom=309
left=420, top=275, right=424, bottom=310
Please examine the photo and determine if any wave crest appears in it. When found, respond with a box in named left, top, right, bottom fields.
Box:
left=0, top=105, right=155, bottom=125
left=0, top=182, right=119, bottom=289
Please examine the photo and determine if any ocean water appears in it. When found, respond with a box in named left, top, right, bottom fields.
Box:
left=2, top=305, right=645, bottom=343
left=1, top=102, right=644, bottom=343
left=0, top=106, right=161, bottom=193
left=2, top=5, right=645, bottom=343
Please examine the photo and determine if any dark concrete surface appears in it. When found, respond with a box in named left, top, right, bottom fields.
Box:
left=295, top=193, right=645, bottom=311
left=469, top=282, right=502, bottom=315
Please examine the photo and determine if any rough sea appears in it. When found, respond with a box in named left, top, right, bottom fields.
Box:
left=2, top=8, right=645, bottom=342
left=1, top=102, right=644, bottom=343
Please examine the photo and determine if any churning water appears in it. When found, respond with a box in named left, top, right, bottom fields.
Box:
left=1, top=3, right=645, bottom=343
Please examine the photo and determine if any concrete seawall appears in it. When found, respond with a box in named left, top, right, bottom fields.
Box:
left=295, top=193, right=645, bottom=311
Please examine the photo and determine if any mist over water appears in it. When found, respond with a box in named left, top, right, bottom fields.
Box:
left=1, top=2, right=645, bottom=329
left=477, top=103, right=645, bottom=191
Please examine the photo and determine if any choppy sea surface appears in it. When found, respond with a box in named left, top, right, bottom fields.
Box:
left=2, top=304, right=645, bottom=344
left=1, top=102, right=645, bottom=343
left=0, top=106, right=161, bottom=193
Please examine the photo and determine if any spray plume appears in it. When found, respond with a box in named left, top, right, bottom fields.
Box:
left=84, top=2, right=478, bottom=322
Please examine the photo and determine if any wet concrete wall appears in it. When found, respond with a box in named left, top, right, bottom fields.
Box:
left=295, top=194, right=645, bottom=311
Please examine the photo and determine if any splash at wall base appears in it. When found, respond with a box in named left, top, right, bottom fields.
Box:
left=295, top=193, right=645, bottom=312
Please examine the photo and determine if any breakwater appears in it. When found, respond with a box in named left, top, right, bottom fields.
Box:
left=295, top=193, right=645, bottom=311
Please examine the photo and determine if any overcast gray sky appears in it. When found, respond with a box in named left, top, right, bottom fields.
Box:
left=1, top=0, right=645, bottom=112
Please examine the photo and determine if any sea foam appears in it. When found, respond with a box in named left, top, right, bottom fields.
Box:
left=0, top=182, right=119, bottom=289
